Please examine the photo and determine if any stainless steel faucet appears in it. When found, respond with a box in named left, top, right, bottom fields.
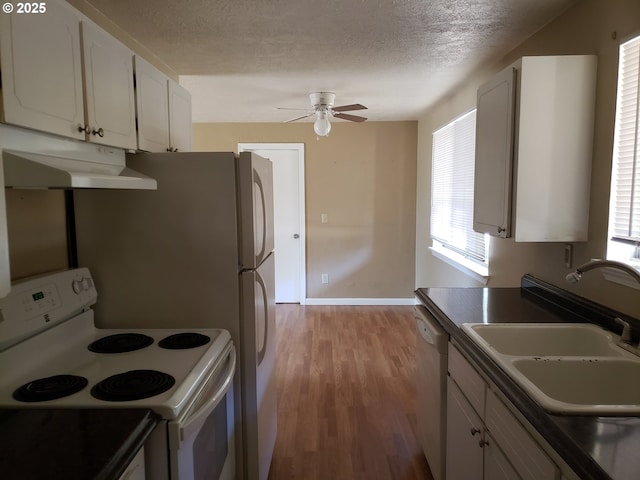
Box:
left=566, top=259, right=640, bottom=356
left=565, top=259, right=640, bottom=285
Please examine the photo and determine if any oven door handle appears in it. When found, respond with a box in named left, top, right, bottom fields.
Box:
left=172, top=346, right=236, bottom=448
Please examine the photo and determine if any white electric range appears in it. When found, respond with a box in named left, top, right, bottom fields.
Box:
left=0, top=268, right=236, bottom=480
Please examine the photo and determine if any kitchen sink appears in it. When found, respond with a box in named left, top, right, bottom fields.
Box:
left=461, top=322, right=640, bottom=414
left=462, top=323, right=623, bottom=357
left=512, top=358, right=640, bottom=414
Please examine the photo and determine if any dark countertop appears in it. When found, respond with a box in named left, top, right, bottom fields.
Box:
left=415, top=277, right=640, bottom=480
left=0, top=408, right=159, bottom=480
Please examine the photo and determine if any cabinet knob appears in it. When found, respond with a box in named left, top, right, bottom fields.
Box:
left=78, top=125, right=90, bottom=134
left=479, top=439, right=490, bottom=448
left=470, top=427, right=481, bottom=436
left=91, top=127, right=105, bottom=138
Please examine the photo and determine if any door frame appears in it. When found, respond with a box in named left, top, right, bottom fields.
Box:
left=238, top=143, right=306, bottom=304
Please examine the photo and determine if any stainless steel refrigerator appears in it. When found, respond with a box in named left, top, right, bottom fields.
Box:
left=73, top=151, right=277, bottom=480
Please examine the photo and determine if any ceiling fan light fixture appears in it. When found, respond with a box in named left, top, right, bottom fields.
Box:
left=313, top=110, right=331, bottom=137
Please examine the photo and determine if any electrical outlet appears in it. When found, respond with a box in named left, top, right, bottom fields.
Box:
left=321, top=273, right=329, bottom=284
left=564, top=244, right=573, bottom=269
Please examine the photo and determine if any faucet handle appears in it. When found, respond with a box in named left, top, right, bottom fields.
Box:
left=615, top=317, right=633, bottom=343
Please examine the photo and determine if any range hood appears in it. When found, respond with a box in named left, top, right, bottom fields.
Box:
left=2, top=150, right=157, bottom=190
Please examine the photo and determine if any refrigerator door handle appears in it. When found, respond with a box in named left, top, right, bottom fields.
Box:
left=254, top=171, right=267, bottom=265
left=256, top=270, right=268, bottom=366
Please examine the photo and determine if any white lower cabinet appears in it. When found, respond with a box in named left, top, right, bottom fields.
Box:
left=447, top=343, right=560, bottom=480
left=484, top=432, right=520, bottom=480
left=446, top=376, right=483, bottom=480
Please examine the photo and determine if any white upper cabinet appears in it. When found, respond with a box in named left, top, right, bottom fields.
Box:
left=474, top=67, right=516, bottom=239
left=80, top=21, right=137, bottom=149
left=168, top=79, right=192, bottom=152
left=135, top=56, right=192, bottom=153
left=0, top=1, right=138, bottom=149
left=0, top=0, right=85, bottom=140
left=134, top=56, right=170, bottom=152
left=473, top=55, right=597, bottom=242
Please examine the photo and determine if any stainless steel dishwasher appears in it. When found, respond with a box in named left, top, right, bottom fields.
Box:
left=414, top=304, right=448, bottom=480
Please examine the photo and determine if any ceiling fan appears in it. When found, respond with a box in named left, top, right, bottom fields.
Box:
left=277, top=92, right=368, bottom=137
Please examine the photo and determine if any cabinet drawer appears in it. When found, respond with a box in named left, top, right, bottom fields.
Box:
left=486, top=389, right=558, bottom=480
left=448, top=344, right=485, bottom=416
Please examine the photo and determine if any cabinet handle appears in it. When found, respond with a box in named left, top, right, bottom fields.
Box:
left=91, top=127, right=105, bottom=138
left=479, top=439, right=490, bottom=448
left=78, top=125, right=90, bottom=134
left=470, top=427, right=481, bottom=436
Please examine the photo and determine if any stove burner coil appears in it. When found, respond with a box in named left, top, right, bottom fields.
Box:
left=91, top=370, right=175, bottom=402
left=13, top=374, right=88, bottom=402
left=159, top=332, right=211, bottom=350
left=88, top=333, right=154, bottom=353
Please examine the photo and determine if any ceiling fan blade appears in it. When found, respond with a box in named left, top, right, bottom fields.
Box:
left=332, top=104, right=368, bottom=112
left=333, top=112, right=367, bottom=123
left=275, top=107, right=313, bottom=111
left=284, top=113, right=315, bottom=123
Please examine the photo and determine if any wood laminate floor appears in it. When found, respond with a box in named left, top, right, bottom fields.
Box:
left=268, top=304, right=434, bottom=480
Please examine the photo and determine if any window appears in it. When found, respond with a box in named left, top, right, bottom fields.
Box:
left=608, top=34, right=640, bottom=277
left=431, top=109, right=489, bottom=281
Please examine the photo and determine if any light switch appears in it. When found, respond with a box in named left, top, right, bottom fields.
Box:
left=321, top=213, right=328, bottom=224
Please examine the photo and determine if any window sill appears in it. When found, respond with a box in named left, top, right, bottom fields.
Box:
left=430, top=245, right=489, bottom=285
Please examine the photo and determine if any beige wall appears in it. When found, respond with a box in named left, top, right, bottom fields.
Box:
left=6, top=190, right=68, bottom=281
left=415, top=0, right=640, bottom=317
left=193, top=121, right=418, bottom=300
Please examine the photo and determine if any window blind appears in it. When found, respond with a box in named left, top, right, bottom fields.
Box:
left=611, top=35, right=640, bottom=244
left=431, top=110, right=486, bottom=263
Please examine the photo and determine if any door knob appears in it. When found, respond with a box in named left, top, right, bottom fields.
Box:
left=293, top=234, right=300, bottom=239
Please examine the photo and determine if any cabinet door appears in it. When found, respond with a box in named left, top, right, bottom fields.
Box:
left=168, top=79, right=192, bottom=152
left=484, top=434, right=522, bottom=480
left=473, top=67, right=516, bottom=238
left=134, top=56, right=170, bottom=152
left=0, top=0, right=85, bottom=140
left=486, top=389, right=558, bottom=480
left=81, top=22, right=137, bottom=149
left=446, top=377, right=483, bottom=480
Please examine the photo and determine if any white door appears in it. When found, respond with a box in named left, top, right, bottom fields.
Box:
left=239, top=143, right=305, bottom=304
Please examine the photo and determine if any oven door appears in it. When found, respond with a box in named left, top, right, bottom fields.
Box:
left=168, top=344, right=236, bottom=480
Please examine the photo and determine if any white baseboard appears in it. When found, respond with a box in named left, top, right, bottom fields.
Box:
left=304, top=298, right=417, bottom=306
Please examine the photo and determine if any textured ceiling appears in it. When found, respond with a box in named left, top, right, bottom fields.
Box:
left=86, top=0, right=578, bottom=123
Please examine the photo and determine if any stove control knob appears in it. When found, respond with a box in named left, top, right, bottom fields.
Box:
left=72, top=279, right=82, bottom=294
